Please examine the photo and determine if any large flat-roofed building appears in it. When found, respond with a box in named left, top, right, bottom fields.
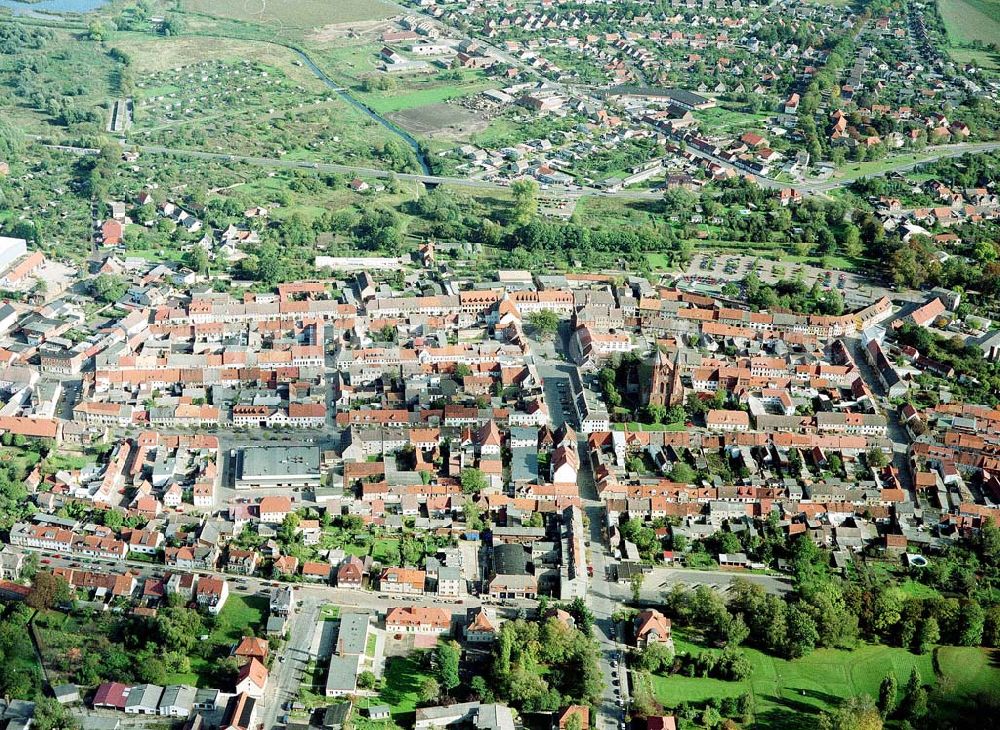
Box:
left=0, top=237, right=27, bottom=274
left=233, top=447, right=320, bottom=490
left=325, top=612, right=373, bottom=697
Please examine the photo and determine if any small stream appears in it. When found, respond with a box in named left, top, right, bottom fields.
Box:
left=290, top=47, right=432, bottom=176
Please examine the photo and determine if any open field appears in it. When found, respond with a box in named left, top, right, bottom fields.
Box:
left=649, top=641, right=935, bottom=723
left=935, top=646, right=1000, bottom=697
left=938, top=0, right=1000, bottom=46
left=213, top=594, right=269, bottom=645
left=372, top=538, right=401, bottom=565
left=694, top=106, right=774, bottom=134
left=389, top=103, right=488, bottom=138
left=359, top=77, right=496, bottom=116
left=182, top=0, right=397, bottom=28
left=948, top=45, right=1000, bottom=70
left=646, top=634, right=1000, bottom=728
left=112, top=35, right=327, bottom=90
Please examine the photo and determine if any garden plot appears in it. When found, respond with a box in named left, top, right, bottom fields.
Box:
left=130, top=59, right=325, bottom=132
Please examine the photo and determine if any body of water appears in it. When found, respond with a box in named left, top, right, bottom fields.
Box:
left=0, top=0, right=109, bottom=14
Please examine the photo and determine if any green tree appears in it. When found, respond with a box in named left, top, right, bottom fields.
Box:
left=866, top=447, right=889, bottom=469
left=186, top=246, right=210, bottom=275
left=914, top=617, right=939, bottom=655
left=901, top=668, right=927, bottom=720
left=645, top=403, right=667, bottom=424
left=511, top=179, right=539, bottom=223
left=419, top=676, right=441, bottom=703
left=527, top=309, right=559, bottom=340
left=278, top=511, right=301, bottom=544
left=102, top=509, right=124, bottom=530
left=819, top=695, right=883, bottom=730
left=630, top=573, right=645, bottom=603
left=471, top=674, right=495, bottom=703
left=877, top=673, right=897, bottom=718
left=436, top=640, right=461, bottom=692
left=91, top=274, right=127, bottom=303
left=460, top=468, right=487, bottom=494
left=957, top=600, right=985, bottom=646
left=27, top=572, right=71, bottom=611
left=358, top=670, right=377, bottom=690
left=462, top=499, right=484, bottom=531
left=670, top=462, right=696, bottom=483
left=636, top=640, right=674, bottom=673
left=33, top=697, right=79, bottom=730
left=784, top=603, right=819, bottom=658
left=0, top=118, right=24, bottom=160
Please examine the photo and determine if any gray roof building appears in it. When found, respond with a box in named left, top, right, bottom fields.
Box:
left=324, top=655, right=361, bottom=697
left=125, top=684, right=164, bottom=715
left=336, top=612, right=372, bottom=656
left=159, top=685, right=197, bottom=717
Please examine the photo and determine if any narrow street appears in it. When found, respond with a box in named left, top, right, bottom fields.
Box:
left=260, top=597, right=323, bottom=728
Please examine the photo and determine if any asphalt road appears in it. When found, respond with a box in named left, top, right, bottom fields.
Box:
left=40, top=139, right=1000, bottom=200
left=261, top=596, right=322, bottom=729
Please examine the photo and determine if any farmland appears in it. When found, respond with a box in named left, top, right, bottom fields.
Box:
left=181, top=0, right=397, bottom=31
left=938, top=0, right=1000, bottom=45
left=938, top=0, right=1000, bottom=69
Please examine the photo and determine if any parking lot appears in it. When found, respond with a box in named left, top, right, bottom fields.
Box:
left=679, top=252, right=922, bottom=308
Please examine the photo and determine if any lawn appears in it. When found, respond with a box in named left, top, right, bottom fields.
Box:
left=646, top=253, right=676, bottom=271
left=376, top=655, right=433, bottom=719
left=0, top=446, right=42, bottom=476
left=948, top=45, right=1000, bottom=71
left=612, top=422, right=688, bottom=432
left=694, top=106, right=773, bottom=134
left=372, top=539, right=401, bottom=565
left=648, top=640, right=937, bottom=728
left=213, top=594, right=269, bottom=646
left=934, top=646, right=1000, bottom=697
left=897, top=579, right=941, bottom=599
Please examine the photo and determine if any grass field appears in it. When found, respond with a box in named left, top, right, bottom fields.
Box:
left=611, top=422, right=688, bottom=432
left=213, top=594, right=269, bottom=646
left=372, top=539, right=401, bottom=565
left=948, top=45, right=1000, bottom=70
left=649, top=641, right=936, bottom=727
left=935, top=646, right=1000, bottom=696
left=646, top=253, right=676, bottom=271
left=938, top=0, right=1000, bottom=46
left=182, top=0, right=397, bottom=28
left=694, top=106, right=773, bottom=134
left=377, top=655, right=433, bottom=719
